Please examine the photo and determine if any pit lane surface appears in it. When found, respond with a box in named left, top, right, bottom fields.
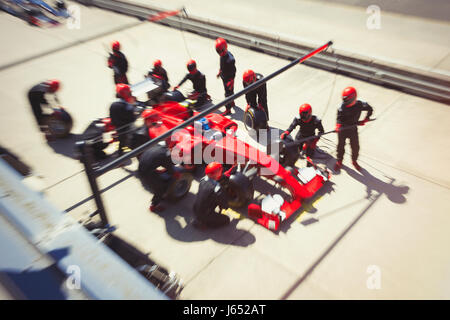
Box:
left=124, top=0, right=450, bottom=74
left=1, top=2, right=449, bottom=299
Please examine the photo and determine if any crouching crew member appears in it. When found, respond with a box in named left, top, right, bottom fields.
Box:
left=193, top=162, right=230, bottom=229
left=281, top=103, right=324, bottom=166
left=334, top=86, right=373, bottom=172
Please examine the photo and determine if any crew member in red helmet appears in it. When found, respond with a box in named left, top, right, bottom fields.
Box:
left=109, top=83, right=137, bottom=155
left=215, top=38, right=236, bottom=116
left=27, top=79, right=61, bottom=131
left=108, top=41, right=129, bottom=84
left=242, top=69, right=269, bottom=120
left=280, top=103, right=324, bottom=166
left=334, top=86, right=373, bottom=172
left=147, top=59, right=169, bottom=90
left=175, top=59, right=209, bottom=106
left=193, top=162, right=230, bottom=229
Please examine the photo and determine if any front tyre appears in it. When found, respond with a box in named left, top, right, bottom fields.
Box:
left=225, top=172, right=254, bottom=208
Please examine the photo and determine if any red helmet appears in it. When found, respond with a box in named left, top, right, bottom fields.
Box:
left=342, top=87, right=357, bottom=106
left=47, top=79, right=60, bottom=93
left=243, top=70, right=256, bottom=85
left=299, top=103, right=312, bottom=122
left=112, top=41, right=120, bottom=51
left=153, top=59, right=162, bottom=68
left=215, top=37, right=227, bottom=56
left=187, top=59, right=197, bottom=74
left=205, top=162, right=223, bottom=181
left=116, top=83, right=132, bottom=100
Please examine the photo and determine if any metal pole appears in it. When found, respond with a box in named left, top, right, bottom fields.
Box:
left=95, top=41, right=333, bottom=177
left=76, top=141, right=109, bottom=227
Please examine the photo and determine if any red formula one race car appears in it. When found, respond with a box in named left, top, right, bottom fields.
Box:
left=81, top=77, right=330, bottom=231
left=140, top=98, right=331, bottom=232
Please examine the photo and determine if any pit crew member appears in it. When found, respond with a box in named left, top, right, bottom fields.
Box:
left=334, top=86, right=373, bottom=172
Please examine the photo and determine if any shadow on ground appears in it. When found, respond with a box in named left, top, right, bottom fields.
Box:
left=47, top=133, right=133, bottom=170
left=343, top=166, right=410, bottom=203
left=124, top=166, right=256, bottom=247
left=152, top=191, right=256, bottom=247
left=0, top=247, right=71, bottom=300
left=279, top=160, right=411, bottom=298
left=46, top=133, right=83, bottom=160
left=298, top=164, right=410, bottom=227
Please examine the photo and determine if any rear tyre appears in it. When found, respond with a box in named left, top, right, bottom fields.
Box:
left=140, top=146, right=192, bottom=202
left=225, top=172, right=254, bottom=208
left=166, top=172, right=193, bottom=201
left=129, top=126, right=150, bottom=150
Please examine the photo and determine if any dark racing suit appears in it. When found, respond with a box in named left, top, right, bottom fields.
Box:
left=109, top=98, right=136, bottom=154
left=219, top=51, right=236, bottom=111
left=108, top=50, right=129, bottom=84
left=193, top=176, right=230, bottom=228
left=28, top=82, right=50, bottom=126
left=138, top=145, right=174, bottom=207
left=243, top=73, right=268, bottom=120
left=177, top=70, right=208, bottom=106
left=148, top=66, right=169, bottom=90
left=336, top=100, right=373, bottom=162
left=286, top=115, right=324, bottom=158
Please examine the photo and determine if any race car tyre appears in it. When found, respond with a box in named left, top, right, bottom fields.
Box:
left=129, top=126, right=150, bottom=150
left=139, top=146, right=182, bottom=195
left=162, top=90, right=186, bottom=103
left=226, top=172, right=254, bottom=208
left=46, top=108, right=73, bottom=139
left=166, top=172, right=193, bottom=201
left=277, top=135, right=300, bottom=167
left=243, top=107, right=268, bottom=132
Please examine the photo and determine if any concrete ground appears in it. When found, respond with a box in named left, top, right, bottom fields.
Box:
left=126, top=0, right=450, bottom=74
left=0, top=1, right=449, bottom=299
